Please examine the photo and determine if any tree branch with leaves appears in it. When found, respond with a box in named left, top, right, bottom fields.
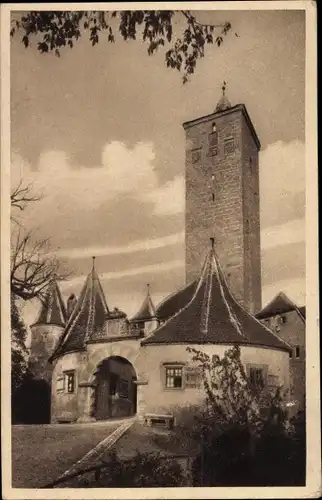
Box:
left=10, top=10, right=235, bottom=83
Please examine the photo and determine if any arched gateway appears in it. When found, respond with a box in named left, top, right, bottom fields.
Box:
left=94, top=356, right=137, bottom=420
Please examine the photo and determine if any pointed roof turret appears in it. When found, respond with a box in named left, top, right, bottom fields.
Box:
left=32, top=277, right=67, bottom=327
left=52, top=257, right=109, bottom=358
left=142, top=240, right=291, bottom=352
left=131, top=284, right=156, bottom=323
left=215, top=81, right=231, bottom=112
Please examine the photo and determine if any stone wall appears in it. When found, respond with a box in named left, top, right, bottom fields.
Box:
left=261, top=310, right=305, bottom=410
left=29, top=323, right=64, bottom=383
left=140, top=343, right=290, bottom=418
left=51, top=339, right=144, bottom=423
left=184, top=105, right=261, bottom=313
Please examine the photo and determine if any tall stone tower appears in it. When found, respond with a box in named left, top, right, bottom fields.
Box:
left=183, top=84, right=262, bottom=313
left=29, top=278, right=67, bottom=383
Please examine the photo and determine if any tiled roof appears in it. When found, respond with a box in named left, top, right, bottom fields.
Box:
left=52, top=261, right=110, bottom=358
left=32, top=279, right=67, bottom=327
left=255, top=292, right=306, bottom=322
left=131, top=285, right=156, bottom=322
left=156, top=280, right=197, bottom=322
left=142, top=244, right=291, bottom=352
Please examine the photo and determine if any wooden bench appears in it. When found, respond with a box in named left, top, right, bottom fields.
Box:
left=144, top=413, right=174, bottom=429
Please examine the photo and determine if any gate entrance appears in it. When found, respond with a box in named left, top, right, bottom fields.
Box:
left=95, top=356, right=137, bottom=420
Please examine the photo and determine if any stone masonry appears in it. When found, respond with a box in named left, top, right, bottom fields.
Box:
left=183, top=104, right=262, bottom=313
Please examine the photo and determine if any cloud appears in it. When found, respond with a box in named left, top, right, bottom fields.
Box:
left=55, top=231, right=184, bottom=260
left=60, top=259, right=183, bottom=289
left=262, top=278, right=305, bottom=308
left=259, top=139, right=305, bottom=228
left=261, top=218, right=305, bottom=250
left=146, top=175, right=185, bottom=216
left=11, top=142, right=184, bottom=225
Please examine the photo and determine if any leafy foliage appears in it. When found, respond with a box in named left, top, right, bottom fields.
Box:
left=187, top=344, right=290, bottom=438
left=183, top=345, right=305, bottom=486
left=10, top=10, right=233, bottom=83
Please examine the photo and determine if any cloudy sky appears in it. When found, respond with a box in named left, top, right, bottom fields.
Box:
left=10, top=8, right=305, bottom=328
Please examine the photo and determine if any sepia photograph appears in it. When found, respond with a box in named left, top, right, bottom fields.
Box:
left=1, top=1, right=320, bottom=498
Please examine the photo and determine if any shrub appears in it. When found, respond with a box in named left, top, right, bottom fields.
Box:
left=82, top=450, right=185, bottom=487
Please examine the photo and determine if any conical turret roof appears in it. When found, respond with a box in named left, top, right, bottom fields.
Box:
left=52, top=258, right=109, bottom=358
left=32, top=278, right=67, bottom=327
left=142, top=241, right=291, bottom=352
left=131, top=284, right=156, bottom=322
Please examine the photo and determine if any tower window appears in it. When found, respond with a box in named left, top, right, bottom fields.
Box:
left=64, top=370, right=76, bottom=393
left=295, top=346, right=300, bottom=358
left=191, top=148, right=201, bottom=164
left=209, top=131, right=218, bottom=147
left=212, top=122, right=217, bottom=132
left=212, top=193, right=215, bottom=202
left=208, top=131, right=218, bottom=156
left=224, top=137, right=235, bottom=155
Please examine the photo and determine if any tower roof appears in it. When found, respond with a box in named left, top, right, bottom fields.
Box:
left=52, top=258, right=109, bottom=358
left=131, top=284, right=156, bottom=322
left=32, top=278, right=67, bottom=327
left=215, top=81, right=231, bottom=112
left=156, top=279, right=197, bottom=322
left=142, top=241, right=291, bottom=352
left=255, top=292, right=305, bottom=322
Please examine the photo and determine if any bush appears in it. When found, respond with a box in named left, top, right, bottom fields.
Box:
left=81, top=450, right=185, bottom=487
left=12, top=374, right=51, bottom=424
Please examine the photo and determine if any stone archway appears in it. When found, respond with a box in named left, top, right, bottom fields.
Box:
left=94, top=356, right=137, bottom=420
left=77, top=342, right=147, bottom=423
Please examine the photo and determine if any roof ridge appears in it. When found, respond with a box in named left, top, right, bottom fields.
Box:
left=155, top=277, right=197, bottom=313
left=216, top=262, right=293, bottom=350
left=212, top=251, right=246, bottom=338
left=142, top=257, right=209, bottom=343
left=32, top=279, right=67, bottom=327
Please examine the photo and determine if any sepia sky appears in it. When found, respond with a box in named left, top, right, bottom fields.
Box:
left=10, top=9, right=306, bottom=327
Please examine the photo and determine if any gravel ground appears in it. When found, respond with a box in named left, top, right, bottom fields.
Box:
left=11, top=421, right=120, bottom=488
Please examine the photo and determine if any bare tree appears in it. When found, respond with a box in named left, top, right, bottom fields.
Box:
left=10, top=228, right=67, bottom=303
left=11, top=181, right=69, bottom=302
